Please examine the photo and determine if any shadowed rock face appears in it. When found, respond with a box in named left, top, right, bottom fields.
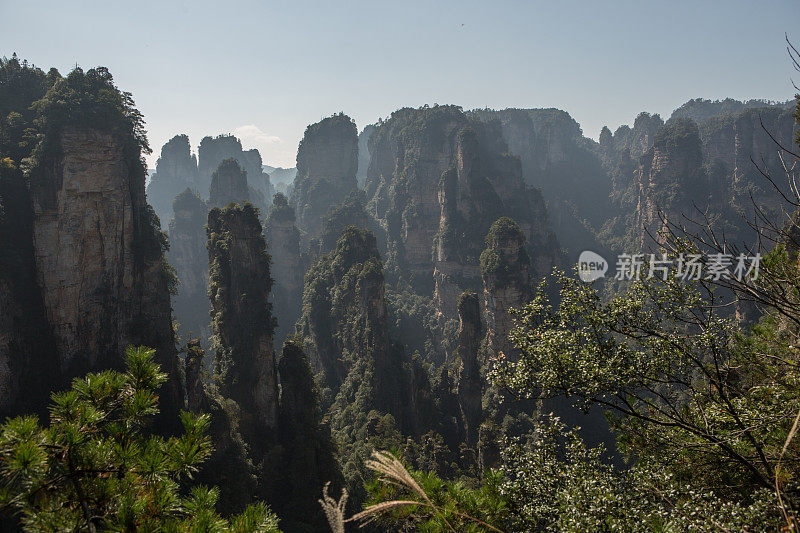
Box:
left=456, top=291, right=482, bottom=447
left=469, top=108, right=612, bottom=259
left=168, top=188, right=210, bottom=346
left=364, top=105, right=558, bottom=324
left=146, top=134, right=198, bottom=228
left=634, top=119, right=707, bottom=249
left=198, top=135, right=273, bottom=200
left=28, top=126, right=183, bottom=424
left=291, top=114, right=358, bottom=240
left=480, top=217, right=531, bottom=361
left=209, top=158, right=250, bottom=208
left=265, top=193, right=303, bottom=348
left=208, top=203, right=278, bottom=435
left=0, top=163, right=56, bottom=417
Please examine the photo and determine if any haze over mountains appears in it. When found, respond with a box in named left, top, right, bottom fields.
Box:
left=1, top=31, right=799, bottom=529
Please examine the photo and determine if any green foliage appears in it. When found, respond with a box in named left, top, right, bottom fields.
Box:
left=30, top=65, right=150, bottom=169
left=0, top=346, right=280, bottom=532
left=479, top=217, right=530, bottom=291
left=491, top=269, right=799, bottom=522
left=275, top=339, right=343, bottom=530
left=498, top=414, right=778, bottom=532
left=355, top=451, right=508, bottom=532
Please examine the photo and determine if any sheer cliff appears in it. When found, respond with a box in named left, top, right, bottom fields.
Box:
left=146, top=134, right=199, bottom=228
left=291, top=114, right=358, bottom=242
left=208, top=202, right=279, bottom=437
left=167, top=189, right=210, bottom=346
left=264, top=192, right=304, bottom=348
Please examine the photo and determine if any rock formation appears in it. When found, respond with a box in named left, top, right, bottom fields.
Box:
left=455, top=291, right=483, bottom=447
left=469, top=108, right=612, bottom=259
left=275, top=339, right=342, bottom=529
left=208, top=202, right=278, bottom=436
left=198, top=134, right=273, bottom=199
left=356, top=124, right=375, bottom=187
left=634, top=118, right=707, bottom=249
left=209, top=157, right=250, bottom=208
left=601, top=99, right=796, bottom=254
left=0, top=65, right=184, bottom=428
left=0, top=162, right=57, bottom=417
left=146, top=134, right=199, bottom=228
left=299, top=226, right=391, bottom=391
left=365, top=105, right=558, bottom=325
left=480, top=217, right=532, bottom=361
left=29, top=126, right=184, bottom=425
left=167, top=188, right=210, bottom=346
left=291, top=114, right=358, bottom=241
left=264, top=192, right=304, bottom=348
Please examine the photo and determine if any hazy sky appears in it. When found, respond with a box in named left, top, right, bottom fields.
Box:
left=2, top=0, right=798, bottom=169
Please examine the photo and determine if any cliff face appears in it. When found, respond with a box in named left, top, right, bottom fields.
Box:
left=198, top=135, right=273, bottom=200
left=0, top=163, right=57, bottom=416
left=264, top=193, right=304, bottom=348
left=299, top=226, right=419, bottom=425
left=601, top=100, right=797, bottom=254
left=208, top=203, right=279, bottom=435
left=209, top=158, right=250, bottom=208
left=480, top=217, right=531, bottom=361
left=366, top=106, right=558, bottom=325
left=700, top=107, right=796, bottom=224
left=356, top=124, right=375, bottom=187
left=469, top=108, right=612, bottom=259
left=28, top=127, right=183, bottom=423
left=455, top=292, right=482, bottom=447
left=167, top=189, right=210, bottom=345
left=634, top=119, right=707, bottom=249
left=146, top=134, right=198, bottom=228
left=291, top=114, right=358, bottom=241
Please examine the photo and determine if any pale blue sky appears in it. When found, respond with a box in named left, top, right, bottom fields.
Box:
left=2, top=0, right=798, bottom=168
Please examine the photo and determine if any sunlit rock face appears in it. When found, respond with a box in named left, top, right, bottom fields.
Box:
left=356, top=124, right=375, bottom=188
left=28, top=127, right=183, bottom=423
left=146, top=134, right=198, bottom=228
left=207, top=203, right=278, bottom=435
left=291, top=114, right=358, bottom=241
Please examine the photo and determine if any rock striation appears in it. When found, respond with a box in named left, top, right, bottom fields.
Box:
left=29, top=127, right=183, bottom=425
left=365, top=105, right=558, bottom=325
left=264, top=192, right=304, bottom=348
left=207, top=202, right=279, bottom=436
left=480, top=217, right=532, bottom=361
left=455, top=291, right=483, bottom=447
left=291, top=114, right=358, bottom=241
